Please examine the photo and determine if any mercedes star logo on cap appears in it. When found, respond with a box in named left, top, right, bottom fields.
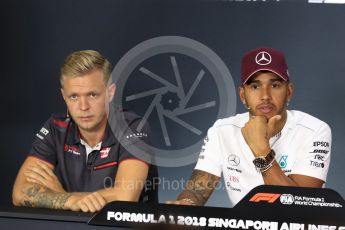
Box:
left=255, top=51, right=272, bottom=65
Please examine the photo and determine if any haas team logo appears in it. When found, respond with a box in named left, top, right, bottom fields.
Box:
left=100, top=147, right=111, bottom=159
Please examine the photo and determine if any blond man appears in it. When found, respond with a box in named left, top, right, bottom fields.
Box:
left=12, top=50, right=157, bottom=212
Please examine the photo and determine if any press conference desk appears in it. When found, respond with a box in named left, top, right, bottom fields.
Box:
left=0, top=206, right=123, bottom=230
left=1, top=186, right=344, bottom=229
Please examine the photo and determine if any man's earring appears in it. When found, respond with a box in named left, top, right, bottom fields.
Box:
left=243, top=101, right=250, bottom=110
left=286, top=100, right=290, bottom=107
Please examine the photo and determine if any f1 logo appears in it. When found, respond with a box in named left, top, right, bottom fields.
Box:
left=249, top=193, right=281, bottom=203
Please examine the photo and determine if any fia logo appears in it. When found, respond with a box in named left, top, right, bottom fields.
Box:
left=279, top=155, right=288, bottom=168
left=280, top=194, right=294, bottom=205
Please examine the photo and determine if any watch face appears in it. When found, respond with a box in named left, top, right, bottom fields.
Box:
left=253, top=157, right=267, bottom=168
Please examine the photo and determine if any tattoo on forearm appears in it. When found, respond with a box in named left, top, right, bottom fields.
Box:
left=177, top=170, right=219, bottom=206
left=22, top=185, right=71, bottom=209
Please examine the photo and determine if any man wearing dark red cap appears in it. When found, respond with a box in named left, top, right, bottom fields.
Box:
left=168, top=47, right=332, bottom=207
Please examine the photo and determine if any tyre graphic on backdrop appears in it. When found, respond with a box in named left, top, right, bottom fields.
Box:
left=109, top=36, right=236, bottom=167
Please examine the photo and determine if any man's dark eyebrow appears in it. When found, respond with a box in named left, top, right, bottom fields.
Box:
left=248, top=79, right=260, bottom=84
left=246, top=77, right=284, bottom=85
left=270, top=78, right=284, bottom=82
left=245, top=78, right=260, bottom=85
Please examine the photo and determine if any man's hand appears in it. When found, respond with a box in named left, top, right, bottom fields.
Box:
left=166, top=199, right=196, bottom=206
left=14, top=157, right=106, bottom=212
left=65, top=192, right=107, bottom=213
left=267, top=115, right=283, bottom=138
left=241, top=115, right=281, bottom=156
left=24, top=160, right=65, bottom=193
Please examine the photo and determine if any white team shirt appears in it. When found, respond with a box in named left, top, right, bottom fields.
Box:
left=195, top=110, right=332, bottom=207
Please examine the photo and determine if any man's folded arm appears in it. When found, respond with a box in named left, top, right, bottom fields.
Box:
left=12, top=157, right=105, bottom=212
left=12, top=156, right=72, bottom=209
left=12, top=156, right=149, bottom=212
left=261, top=161, right=325, bottom=187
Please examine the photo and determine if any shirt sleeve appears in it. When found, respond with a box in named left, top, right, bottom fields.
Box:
left=118, top=118, right=153, bottom=164
left=291, top=123, right=332, bottom=182
left=194, top=125, right=223, bottom=177
left=28, top=117, right=57, bottom=165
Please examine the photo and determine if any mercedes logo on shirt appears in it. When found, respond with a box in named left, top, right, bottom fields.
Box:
left=228, top=154, right=240, bottom=166
left=255, top=51, right=272, bottom=65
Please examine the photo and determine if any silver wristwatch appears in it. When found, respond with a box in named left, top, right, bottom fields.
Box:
left=253, top=149, right=276, bottom=173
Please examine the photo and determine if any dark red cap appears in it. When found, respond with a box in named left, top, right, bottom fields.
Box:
left=241, top=47, right=289, bottom=85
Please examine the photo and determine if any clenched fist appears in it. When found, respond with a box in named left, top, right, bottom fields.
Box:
left=241, top=115, right=281, bottom=156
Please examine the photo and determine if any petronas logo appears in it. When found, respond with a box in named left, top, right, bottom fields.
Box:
left=279, top=155, right=288, bottom=169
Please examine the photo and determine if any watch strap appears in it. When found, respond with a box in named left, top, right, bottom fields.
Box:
left=264, top=149, right=276, bottom=163
left=253, top=149, right=276, bottom=172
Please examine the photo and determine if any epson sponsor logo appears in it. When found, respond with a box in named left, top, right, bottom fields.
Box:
left=313, top=141, right=329, bottom=147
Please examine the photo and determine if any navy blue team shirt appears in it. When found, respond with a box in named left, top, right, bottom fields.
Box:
left=28, top=109, right=158, bottom=203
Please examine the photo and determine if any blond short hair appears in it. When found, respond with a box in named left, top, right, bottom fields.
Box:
left=60, top=50, right=112, bottom=86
